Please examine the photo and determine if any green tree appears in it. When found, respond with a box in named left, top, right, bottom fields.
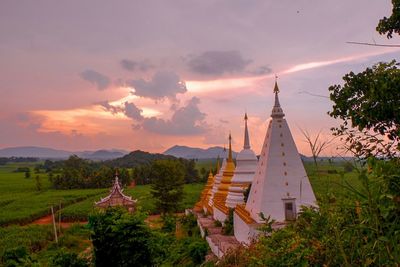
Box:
left=376, top=0, right=400, bottom=38
left=24, top=170, right=30, bottom=179
left=329, top=0, right=400, bottom=158
left=151, top=159, right=185, bottom=214
left=89, top=208, right=154, bottom=267
left=328, top=60, right=400, bottom=158
left=35, top=175, right=42, bottom=191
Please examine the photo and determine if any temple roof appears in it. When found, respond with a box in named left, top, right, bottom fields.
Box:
left=95, top=173, right=136, bottom=207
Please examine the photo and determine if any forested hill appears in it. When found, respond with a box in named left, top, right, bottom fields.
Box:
left=105, top=150, right=177, bottom=168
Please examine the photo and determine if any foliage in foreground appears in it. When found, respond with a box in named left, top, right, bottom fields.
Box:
left=220, top=158, right=400, bottom=266
left=89, top=207, right=208, bottom=267
left=328, top=60, right=400, bottom=159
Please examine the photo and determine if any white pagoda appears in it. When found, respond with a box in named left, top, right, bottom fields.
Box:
left=208, top=147, right=227, bottom=210
left=226, top=113, right=258, bottom=208
left=234, top=81, right=317, bottom=244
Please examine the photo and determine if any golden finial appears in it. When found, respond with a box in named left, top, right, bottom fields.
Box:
left=228, top=132, right=233, bottom=162
left=216, top=155, right=220, bottom=174
left=273, top=74, right=279, bottom=93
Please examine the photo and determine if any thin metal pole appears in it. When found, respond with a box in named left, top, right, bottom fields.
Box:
left=58, top=201, right=61, bottom=233
left=51, top=206, right=58, bottom=244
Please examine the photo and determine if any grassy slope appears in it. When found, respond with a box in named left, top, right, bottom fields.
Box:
left=0, top=163, right=105, bottom=225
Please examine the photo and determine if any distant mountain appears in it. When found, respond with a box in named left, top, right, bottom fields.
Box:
left=0, top=146, right=128, bottom=160
left=106, top=150, right=176, bottom=167
left=0, top=146, right=72, bottom=158
left=163, top=145, right=238, bottom=159
left=78, top=150, right=126, bottom=160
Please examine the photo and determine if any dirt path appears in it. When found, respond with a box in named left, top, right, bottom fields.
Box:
left=30, top=214, right=87, bottom=228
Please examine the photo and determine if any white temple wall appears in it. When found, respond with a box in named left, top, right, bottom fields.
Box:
left=213, top=207, right=227, bottom=223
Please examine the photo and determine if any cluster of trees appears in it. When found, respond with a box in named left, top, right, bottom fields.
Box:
left=0, top=157, right=38, bottom=165
left=46, top=153, right=200, bottom=190
left=48, top=155, right=131, bottom=189
left=132, top=158, right=199, bottom=185
left=89, top=208, right=208, bottom=267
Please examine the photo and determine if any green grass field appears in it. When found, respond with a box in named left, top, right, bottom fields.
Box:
left=0, top=162, right=204, bottom=225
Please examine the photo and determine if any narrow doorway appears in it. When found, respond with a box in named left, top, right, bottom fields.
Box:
left=283, top=198, right=296, bottom=221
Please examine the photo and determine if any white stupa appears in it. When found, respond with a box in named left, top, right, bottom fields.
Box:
left=226, top=113, right=258, bottom=208
left=208, top=147, right=227, bottom=209
left=234, top=81, right=318, bottom=244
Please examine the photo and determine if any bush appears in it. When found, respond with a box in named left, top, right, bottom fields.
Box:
left=222, top=208, right=234, bottom=235
left=2, top=246, right=35, bottom=267
left=89, top=207, right=154, bottom=267
left=161, top=214, right=177, bottom=233
left=49, top=248, right=89, bottom=267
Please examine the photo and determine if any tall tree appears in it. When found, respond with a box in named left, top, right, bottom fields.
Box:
left=151, top=159, right=185, bottom=214
left=328, top=60, right=400, bottom=158
left=329, top=0, right=400, bottom=158
left=89, top=208, right=154, bottom=267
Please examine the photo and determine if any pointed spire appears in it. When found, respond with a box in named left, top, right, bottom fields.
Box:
left=273, top=76, right=281, bottom=107
left=271, top=77, right=285, bottom=118
left=243, top=112, right=250, bottom=149
left=228, top=133, right=233, bottom=162
left=216, top=155, right=220, bottom=174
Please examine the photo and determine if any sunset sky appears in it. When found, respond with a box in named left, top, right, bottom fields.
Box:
left=1, top=1, right=399, bottom=156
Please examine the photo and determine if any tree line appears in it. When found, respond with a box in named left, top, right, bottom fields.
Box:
left=39, top=152, right=200, bottom=189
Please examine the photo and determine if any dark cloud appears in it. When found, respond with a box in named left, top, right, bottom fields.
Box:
left=80, top=70, right=110, bottom=90
left=187, top=50, right=251, bottom=76
left=118, top=97, right=207, bottom=135
left=249, top=65, right=272, bottom=75
left=142, top=97, right=208, bottom=135
left=120, top=59, right=153, bottom=72
left=124, top=101, right=143, bottom=121
left=127, top=71, right=187, bottom=100
left=97, top=101, right=124, bottom=114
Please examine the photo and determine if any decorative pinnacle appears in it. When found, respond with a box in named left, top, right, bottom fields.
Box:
left=271, top=77, right=285, bottom=118
left=273, top=74, right=279, bottom=94
left=228, top=133, right=233, bottom=162
left=243, top=112, right=250, bottom=149
left=216, top=155, right=220, bottom=174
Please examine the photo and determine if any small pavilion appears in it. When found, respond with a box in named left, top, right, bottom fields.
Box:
left=95, top=172, right=137, bottom=212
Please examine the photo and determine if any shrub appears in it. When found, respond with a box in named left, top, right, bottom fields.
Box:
left=49, top=248, right=89, bottom=267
